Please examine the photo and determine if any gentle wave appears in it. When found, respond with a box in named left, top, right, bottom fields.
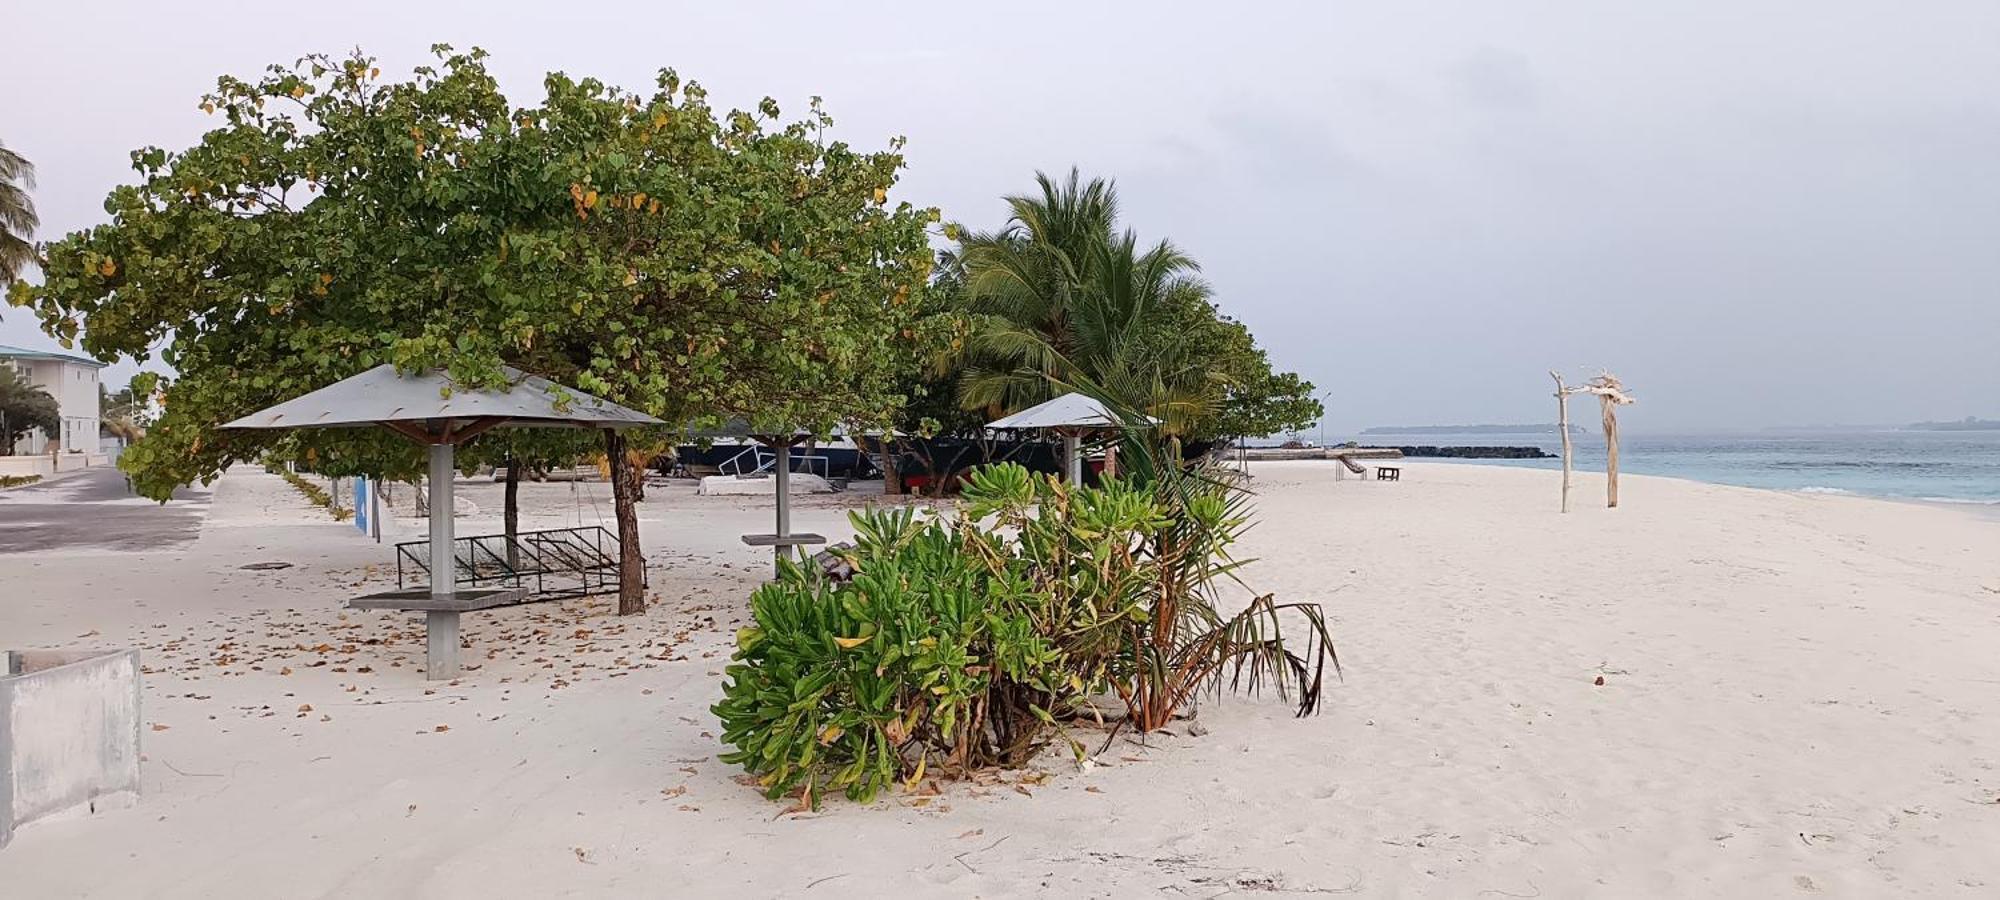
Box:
left=1768, top=460, right=1946, bottom=470
left=1796, top=486, right=1856, bottom=496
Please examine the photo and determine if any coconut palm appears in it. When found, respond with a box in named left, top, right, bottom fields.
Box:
left=0, top=139, right=37, bottom=287
left=952, top=169, right=1223, bottom=434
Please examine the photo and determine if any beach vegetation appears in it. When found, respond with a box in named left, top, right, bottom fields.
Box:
left=936, top=170, right=1320, bottom=445
left=714, top=458, right=1337, bottom=805
left=0, top=138, right=34, bottom=288
left=9, top=47, right=939, bottom=615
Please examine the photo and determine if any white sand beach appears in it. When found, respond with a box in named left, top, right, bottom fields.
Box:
left=3, top=461, right=1999, bottom=897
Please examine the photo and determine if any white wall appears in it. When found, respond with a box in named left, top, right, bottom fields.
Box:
left=4, top=358, right=101, bottom=455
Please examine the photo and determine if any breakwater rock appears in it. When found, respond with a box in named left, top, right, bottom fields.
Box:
left=1366, top=445, right=1554, bottom=460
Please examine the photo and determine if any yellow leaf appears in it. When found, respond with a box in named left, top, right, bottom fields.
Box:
left=904, top=754, right=927, bottom=790
left=832, top=635, right=870, bottom=649
left=873, top=187, right=887, bottom=205
left=370, top=67, right=380, bottom=79
left=98, top=258, right=118, bottom=278
left=632, top=191, right=647, bottom=208
left=291, top=85, right=306, bottom=99
left=622, top=271, right=638, bottom=287
left=817, top=724, right=843, bottom=744
left=583, top=189, right=599, bottom=209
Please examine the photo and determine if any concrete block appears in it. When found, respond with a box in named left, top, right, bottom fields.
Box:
left=1, top=648, right=142, bottom=849
left=697, top=473, right=834, bottom=496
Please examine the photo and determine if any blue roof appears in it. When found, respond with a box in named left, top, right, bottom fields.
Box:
left=0, top=343, right=110, bottom=368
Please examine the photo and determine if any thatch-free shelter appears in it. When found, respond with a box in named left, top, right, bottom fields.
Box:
left=986, top=392, right=1143, bottom=486
left=223, top=365, right=661, bottom=678
left=684, top=420, right=836, bottom=578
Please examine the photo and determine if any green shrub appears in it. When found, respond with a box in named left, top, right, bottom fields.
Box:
left=714, top=461, right=1338, bottom=807
left=0, top=474, right=43, bottom=489
left=715, top=465, right=1166, bottom=805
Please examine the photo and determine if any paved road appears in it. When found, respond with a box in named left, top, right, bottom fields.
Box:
left=0, top=465, right=213, bottom=553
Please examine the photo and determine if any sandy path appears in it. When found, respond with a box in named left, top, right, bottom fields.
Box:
left=2, top=462, right=1997, bottom=897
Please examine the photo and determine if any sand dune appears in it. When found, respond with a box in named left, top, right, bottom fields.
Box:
left=2, top=462, right=1997, bottom=897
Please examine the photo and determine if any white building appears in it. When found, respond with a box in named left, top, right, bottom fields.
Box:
left=1, top=343, right=105, bottom=456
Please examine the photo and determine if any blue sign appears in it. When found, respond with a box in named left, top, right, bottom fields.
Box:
left=353, top=477, right=371, bottom=535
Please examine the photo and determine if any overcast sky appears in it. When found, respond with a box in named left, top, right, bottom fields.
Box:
left=4, top=1, right=1996, bottom=432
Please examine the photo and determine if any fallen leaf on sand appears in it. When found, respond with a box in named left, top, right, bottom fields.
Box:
left=956, top=829, right=984, bottom=840
left=662, top=785, right=687, bottom=798
left=151, top=723, right=171, bottom=731
left=1085, top=786, right=1104, bottom=794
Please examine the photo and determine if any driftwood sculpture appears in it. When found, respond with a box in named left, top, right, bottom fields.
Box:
left=1550, top=370, right=1637, bottom=512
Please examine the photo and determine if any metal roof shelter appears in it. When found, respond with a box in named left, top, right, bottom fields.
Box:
left=682, top=421, right=836, bottom=578
left=223, top=364, right=661, bottom=679
left=987, top=392, right=1147, bottom=486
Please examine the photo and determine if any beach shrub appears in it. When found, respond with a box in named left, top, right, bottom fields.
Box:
left=0, top=474, right=42, bottom=489
left=714, top=461, right=1339, bottom=806
left=714, top=466, right=1152, bottom=804
left=266, top=462, right=353, bottom=521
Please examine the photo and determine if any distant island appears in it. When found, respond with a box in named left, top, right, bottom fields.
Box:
left=1360, top=423, right=1585, bottom=436
left=1905, top=417, right=2000, bottom=432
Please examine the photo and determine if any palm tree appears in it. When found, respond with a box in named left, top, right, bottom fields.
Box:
left=952, top=169, right=1224, bottom=434
left=0, top=138, right=37, bottom=288
left=0, top=367, right=60, bottom=455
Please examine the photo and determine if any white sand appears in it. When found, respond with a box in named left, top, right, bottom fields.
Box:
left=3, top=461, right=1998, bottom=897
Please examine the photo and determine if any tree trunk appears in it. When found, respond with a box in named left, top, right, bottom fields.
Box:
left=881, top=437, right=902, bottom=496
left=1601, top=395, right=1621, bottom=508
left=1551, top=372, right=1573, bottom=513
left=604, top=430, right=646, bottom=615
left=625, top=448, right=648, bottom=502
left=503, top=456, right=521, bottom=570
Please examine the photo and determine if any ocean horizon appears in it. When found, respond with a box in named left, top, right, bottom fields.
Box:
left=1306, top=429, right=2000, bottom=506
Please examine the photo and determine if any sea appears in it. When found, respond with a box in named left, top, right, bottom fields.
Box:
left=1321, top=430, right=2000, bottom=507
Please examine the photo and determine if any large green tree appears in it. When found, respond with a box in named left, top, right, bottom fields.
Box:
left=505, top=72, right=939, bottom=609
left=10, top=47, right=939, bottom=615
left=946, top=169, right=1318, bottom=443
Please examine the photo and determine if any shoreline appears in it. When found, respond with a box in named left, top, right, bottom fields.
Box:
left=1293, top=455, right=2000, bottom=515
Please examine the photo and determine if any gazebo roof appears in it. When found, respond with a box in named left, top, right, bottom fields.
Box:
left=987, top=392, right=1138, bottom=430
left=221, top=364, right=662, bottom=432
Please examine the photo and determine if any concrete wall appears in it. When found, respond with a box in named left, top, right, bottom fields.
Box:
left=1, top=648, right=142, bottom=849
left=0, top=453, right=114, bottom=480
left=0, top=456, right=55, bottom=479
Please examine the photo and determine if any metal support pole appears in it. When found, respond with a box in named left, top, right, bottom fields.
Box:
left=426, top=441, right=460, bottom=679
left=1063, top=432, right=1082, bottom=487
left=773, top=442, right=791, bottom=578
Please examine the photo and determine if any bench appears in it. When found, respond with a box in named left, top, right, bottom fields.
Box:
left=743, top=532, right=827, bottom=578
left=740, top=532, right=828, bottom=548
left=349, top=587, right=530, bottom=679
left=1375, top=466, right=1402, bottom=482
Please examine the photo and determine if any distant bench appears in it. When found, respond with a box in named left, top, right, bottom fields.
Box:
left=1375, top=466, right=1401, bottom=482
